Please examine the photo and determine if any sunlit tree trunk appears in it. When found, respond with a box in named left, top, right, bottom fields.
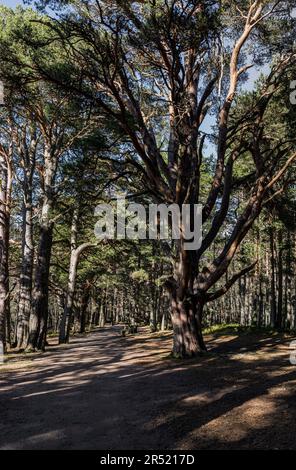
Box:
left=16, top=197, right=34, bottom=349
left=59, top=208, right=78, bottom=343
left=0, top=146, right=12, bottom=351
left=27, top=144, right=55, bottom=350
left=59, top=235, right=94, bottom=341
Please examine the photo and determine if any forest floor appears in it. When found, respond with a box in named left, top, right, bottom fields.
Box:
left=0, top=325, right=296, bottom=450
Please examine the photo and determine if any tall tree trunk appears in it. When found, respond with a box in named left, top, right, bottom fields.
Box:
left=64, top=245, right=94, bottom=342
left=27, top=145, right=56, bottom=351
left=269, top=226, right=277, bottom=328
left=98, top=289, right=106, bottom=328
left=59, top=209, right=78, bottom=344
left=80, top=283, right=91, bottom=334
left=16, top=196, right=34, bottom=349
left=59, top=250, right=78, bottom=343
left=15, top=124, right=36, bottom=349
left=0, top=148, right=12, bottom=351
left=27, top=223, right=53, bottom=350
left=276, top=229, right=283, bottom=329
left=0, top=214, right=10, bottom=352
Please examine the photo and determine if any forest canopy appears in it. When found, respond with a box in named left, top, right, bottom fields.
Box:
left=0, top=0, right=296, bottom=358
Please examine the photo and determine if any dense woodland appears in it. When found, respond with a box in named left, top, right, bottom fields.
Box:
left=0, top=0, right=296, bottom=358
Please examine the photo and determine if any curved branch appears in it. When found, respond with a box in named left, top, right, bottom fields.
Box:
left=205, top=261, right=257, bottom=302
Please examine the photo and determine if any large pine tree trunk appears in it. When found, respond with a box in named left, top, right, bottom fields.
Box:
left=27, top=145, right=56, bottom=351
left=168, top=248, right=207, bottom=358
left=170, top=293, right=206, bottom=358
left=27, top=223, right=53, bottom=350
left=16, top=197, right=34, bottom=349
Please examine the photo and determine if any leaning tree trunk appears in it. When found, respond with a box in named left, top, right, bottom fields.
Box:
left=16, top=196, right=34, bottom=350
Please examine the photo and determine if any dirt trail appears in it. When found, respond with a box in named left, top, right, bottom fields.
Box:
left=0, top=326, right=296, bottom=450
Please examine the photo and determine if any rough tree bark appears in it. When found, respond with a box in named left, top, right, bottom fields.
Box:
left=27, top=144, right=56, bottom=350
left=276, top=229, right=283, bottom=329
left=269, top=225, right=277, bottom=328
left=16, top=126, right=36, bottom=350
left=16, top=198, right=34, bottom=349
left=80, top=281, right=92, bottom=334
left=0, top=143, right=12, bottom=351
left=59, top=207, right=95, bottom=343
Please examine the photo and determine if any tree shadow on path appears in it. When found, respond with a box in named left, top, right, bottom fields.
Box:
left=0, top=326, right=295, bottom=450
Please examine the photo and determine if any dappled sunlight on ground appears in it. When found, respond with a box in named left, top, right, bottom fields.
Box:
left=0, top=326, right=296, bottom=449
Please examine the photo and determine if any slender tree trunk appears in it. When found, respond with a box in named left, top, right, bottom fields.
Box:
left=0, top=150, right=12, bottom=351
left=59, top=209, right=78, bottom=344
left=269, top=227, right=277, bottom=328
left=160, top=311, right=167, bottom=331
left=149, top=307, right=157, bottom=333
left=16, top=196, right=34, bottom=349
left=94, top=295, right=101, bottom=326
left=80, top=285, right=91, bottom=334
left=276, top=229, right=283, bottom=329
left=59, top=252, right=78, bottom=343
left=98, top=290, right=106, bottom=327
left=64, top=245, right=95, bottom=342
left=0, top=219, right=9, bottom=351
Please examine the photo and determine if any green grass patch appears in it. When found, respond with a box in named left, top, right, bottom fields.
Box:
left=203, top=323, right=296, bottom=336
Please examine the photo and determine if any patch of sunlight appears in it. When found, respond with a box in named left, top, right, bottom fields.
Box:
left=182, top=397, right=276, bottom=448
left=0, top=430, right=64, bottom=450
left=182, top=387, right=239, bottom=404
left=203, top=323, right=241, bottom=335
left=11, top=386, right=79, bottom=399
left=0, top=360, right=35, bottom=372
